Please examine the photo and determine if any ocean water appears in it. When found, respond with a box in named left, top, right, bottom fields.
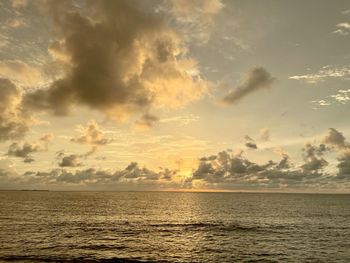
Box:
left=0, top=191, right=349, bottom=262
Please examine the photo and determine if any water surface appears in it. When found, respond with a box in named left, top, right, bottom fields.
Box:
left=0, top=191, right=349, bottom=262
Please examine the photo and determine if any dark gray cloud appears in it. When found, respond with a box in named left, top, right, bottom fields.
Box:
left=7, top=142, right=40, bottom=163
left=222, top=67, right=275, bottom=105
left=58, top=154, right=83, bottom=167
left=323, top=128, right=348, bottom=149
left=275, top=153, right=292, bottom=170
left=303, top=143, right=329, bottom=157
left=193, top=150, right=275, bottom=183
left=189, top=131, right=350, bottom=190
left=301, top=157, right=328, bottom=172
left=119, top=162, right=174, bottom=181
left=336, top=150, right=350, bottom=179
left=244, top=135, right=257, bottom=150
left=23, top=0, right=207, bottom=121
left=55, top=169, right=111, bottom=184
left=301, top=143, right=329, bottom=172
left=6, top=133, right=55, bottom=162
left=245, top=142, right=257, bottom=150
left=12, top=162, right=179, bottom=189
left=188, top=129, right=350, bottom=190
left=0, top=78, right=32, bottom=141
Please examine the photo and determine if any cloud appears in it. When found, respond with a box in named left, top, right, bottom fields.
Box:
left=300, top=143, right=329, bottom=172
left=189, top=129, right=350, bottom=190
left=319, top=128, right=350, bottom=181
left=120, top=162, right=172, bottom=181
left=192, top=150, right=272, bottom=183
left=337, top=149, right=350, bottom=179
left=40, top=133, right=55, bottom=142
left=2, top=127, right=350, bottom=191
left=0, top=158, right=18, bottom=187
left=71, top=121, right=111, bottom=146
left=333, top=22, right=350, bottom=35
left=0, top=60, right=43, bottom=87
left=301, top=156, right=328, bottom=172
left=4, top=162, right=179, bottom=190
left=259, top=128, right=270, bottom=141
left=134, top=113, right=159, bottom=130
left=11, top=0, right=27, bottom=8
left=245, top=142, right=257, bottom=150
left=0, top=158, right=15, bottom=173
left=71, top=120, right=111, bottom=156
left=164, top=0, right=224, bottom=44
left=6, top=133, right=54, bottom=162
left=289, top=65, right=350, bottom=84
left=336, top=23, right=350, bottom=29
left=275, top=153, right=292, bottom=170
left=24, top=0, right=208, bottom=121
left=160, top=114, right=199, bottom=126
left=192, top=151, right=277, bottom=183
left=58, top=154, right=83, bottom=167
left=302, top=143, right=329, bottom=158
left=191, top=149, right=328, bottom=190
left=6, top=18, right=28, bottom=28
left=0, top=78, right=32, bottom=142
left=311, top=89, right=350, bottom=108
left=40, top=132, right=55, bottom=150
left=323, top=128, right=348, bottom=149
left=222, top=67, right=275, bottom=104
left=244, top=135, right=257, bottom=150
left=7, top=142, right=40, bottom=163
left=311, top=100, right=331, bottom=107
left=331, top=89, right=350, bottom=104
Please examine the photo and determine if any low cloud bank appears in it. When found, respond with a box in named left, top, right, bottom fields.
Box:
left=1, top=128, right=350, bottom=191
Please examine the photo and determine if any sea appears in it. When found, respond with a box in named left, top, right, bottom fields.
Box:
left=0, top=191, right=349, bottom=262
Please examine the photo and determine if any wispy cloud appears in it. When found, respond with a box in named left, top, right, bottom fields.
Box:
left=331, top=89, right=350, bottom=104
left=333, top=22, right=350, bottom=35
left=160, top=114, right=200, bottom=126
left=312, top=89, right=350, bottom=107
left=289, top=65, right=350, bottom=84
left=159, top=0, right=224, bottom=45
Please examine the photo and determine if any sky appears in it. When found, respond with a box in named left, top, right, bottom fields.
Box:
left=0, top=0, right=350, bottom=192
